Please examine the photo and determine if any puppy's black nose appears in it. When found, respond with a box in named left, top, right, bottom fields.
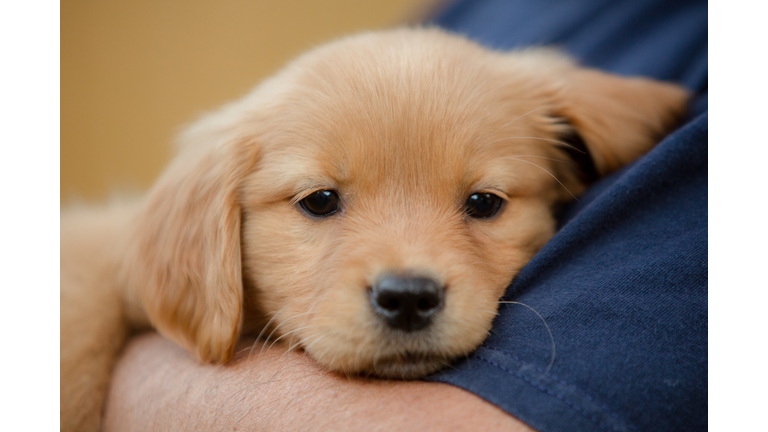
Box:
left=369, top=275, right=444, bottom=332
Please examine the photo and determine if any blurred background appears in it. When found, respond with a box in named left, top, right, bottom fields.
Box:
left=62, top=0, right=442, bottom=202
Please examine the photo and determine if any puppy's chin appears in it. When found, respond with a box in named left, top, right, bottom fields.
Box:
left=367, top=352, right=452, bottom=379
left=313, top=348, right=452, bottom=380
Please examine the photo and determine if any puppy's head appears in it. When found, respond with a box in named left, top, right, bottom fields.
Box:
left=123, top=29, right=687, bottom=377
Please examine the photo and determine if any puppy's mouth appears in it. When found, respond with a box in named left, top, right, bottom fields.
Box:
left=370, top=350, right=450, bottom=379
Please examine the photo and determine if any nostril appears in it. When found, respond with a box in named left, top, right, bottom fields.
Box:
left=381, top=295, right=400, bottom=312
left=416, top=296, right=436, bottom=312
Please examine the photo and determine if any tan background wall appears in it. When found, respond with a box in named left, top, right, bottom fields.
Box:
left=62, top=0, right=435, bottom=202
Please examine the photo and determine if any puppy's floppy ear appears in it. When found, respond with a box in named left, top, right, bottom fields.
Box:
left=123, top=112, right=258, bottom=364
left=552, top=68, right=689, bottom=176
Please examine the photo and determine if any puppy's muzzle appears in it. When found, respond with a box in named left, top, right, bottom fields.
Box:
left=369, top=275, right=444, bottom=332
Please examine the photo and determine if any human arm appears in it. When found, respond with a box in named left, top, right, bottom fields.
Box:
left=103, top=332, right=534, bottom=432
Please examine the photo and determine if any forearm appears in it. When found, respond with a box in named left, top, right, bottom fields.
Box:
left=104, top=333, right=532, bottom=431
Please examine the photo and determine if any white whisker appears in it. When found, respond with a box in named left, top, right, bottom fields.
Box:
left=301, top=335, right=326, bottom=358
left=499, top=156, right=579, bottom=201
left=490, top=136, right=586, bottom=154
left=248, top=301, right=296, bottom=361
left=490, top=106, right=548, bottom=136
left=504, top=154, right=574, bottom=164
left=273, top=325, right=320, bottom=363
left=288, top=296, right=327, bottom=350
left=498, top=300, right=556, bottom=375
left=267, top=324, right=316, bottom=352
left=258, top=311, right=306, bottom=360
left=249, top=296, right=328, bottom=361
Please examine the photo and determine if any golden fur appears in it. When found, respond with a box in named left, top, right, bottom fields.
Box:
left=61, top=28, right=688, bottom=431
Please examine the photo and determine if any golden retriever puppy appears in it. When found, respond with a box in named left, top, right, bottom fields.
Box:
left=61, top=27, right=687, bottom=431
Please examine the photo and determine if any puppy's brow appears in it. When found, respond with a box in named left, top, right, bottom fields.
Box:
left=289, top=182, right=338, bottom=205
left=471, top=187, right=509, bottom=201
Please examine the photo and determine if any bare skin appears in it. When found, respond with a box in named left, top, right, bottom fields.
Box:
left=103, top=332, right=534, bottom=432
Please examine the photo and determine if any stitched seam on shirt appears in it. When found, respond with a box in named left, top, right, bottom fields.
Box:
left=483, top=345, right=636, bottom=431
left=474, top=354, right=626, bottom=432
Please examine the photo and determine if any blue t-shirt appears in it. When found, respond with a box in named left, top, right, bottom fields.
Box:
left=426, top=1, right=708, bottom=431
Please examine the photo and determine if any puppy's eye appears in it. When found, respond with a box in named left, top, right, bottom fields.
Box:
left=465, top=192, right=503, bottom=218
left=299, top=190, right=340, bottom=217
